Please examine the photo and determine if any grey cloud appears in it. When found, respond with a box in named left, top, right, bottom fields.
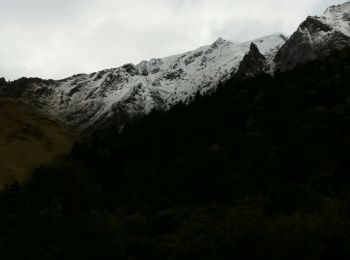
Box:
left=0, top=0, right=95, bottom=24
left=0, top=0, right=347, bottom=80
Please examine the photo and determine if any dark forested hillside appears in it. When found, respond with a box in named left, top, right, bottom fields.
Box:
left=1, top=48, right=350, bottom=259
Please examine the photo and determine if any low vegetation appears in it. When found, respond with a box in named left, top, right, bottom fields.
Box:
left=0, top=98, right=73, bottom=187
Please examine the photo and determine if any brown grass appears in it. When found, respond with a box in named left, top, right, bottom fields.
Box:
left=0, top=98, right=74, bottom=188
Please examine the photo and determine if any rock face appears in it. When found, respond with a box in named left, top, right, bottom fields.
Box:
left=235, top=43, right=268, bottom=79
left=0, top=34, right=286, bottom=130
left=275, top=2, right=350, bottom=71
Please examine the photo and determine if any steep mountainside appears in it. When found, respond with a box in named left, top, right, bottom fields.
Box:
left=0, top=2, right=349, bottom=132
left=0, top=98, right=73, bottom=187
left=0, top=34, right=286, bottom=130
left=235, top=43, right=268, bottom=79
left=275, top=1, right=350, bottom=71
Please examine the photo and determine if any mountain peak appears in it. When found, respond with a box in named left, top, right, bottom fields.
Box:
left=235, top=42, right=267, bottom=79
left=212, top=37, right=230, bottom=47
left=1, top=2, right=349, bottom=131
left=214, top=37, right=226, bottom=43
left=249, top=42, right=260, bottom=53
left=275, top=1, right=350, bottom=72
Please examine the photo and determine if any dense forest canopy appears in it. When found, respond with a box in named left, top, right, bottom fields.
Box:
left=1, top=48, right=350, bottom=259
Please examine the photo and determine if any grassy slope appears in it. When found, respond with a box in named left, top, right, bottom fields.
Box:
left=0, top=98, right=74, bottom=187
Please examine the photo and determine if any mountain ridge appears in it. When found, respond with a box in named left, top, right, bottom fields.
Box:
left=0, top=34, right=286, bottom=130
left=1, top=2, right=350, bottom=131
left=275, top=1, right=350, bottom=71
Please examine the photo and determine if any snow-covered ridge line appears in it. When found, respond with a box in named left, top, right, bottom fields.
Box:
left=1, top=1, right=350, bottom=131
left=275, top=1, right=350, bottom=71
left=322, top=1, right=350, bottom=37
left=3, top=34, right=285, bottom=129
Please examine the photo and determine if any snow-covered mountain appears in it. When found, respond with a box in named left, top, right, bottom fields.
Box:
left=0, top=34, right=286, bottom=129
left=275, top=1, right=350, bottom=71
left=1, top=2, right=350, bottom=131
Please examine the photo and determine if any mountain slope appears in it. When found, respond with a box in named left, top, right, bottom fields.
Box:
left=275, top=1, right=350, bottom=71
left=0, top=2, right=349, bottom=132
left=0, top=98, right=74, bottom=187
left=0, top=34, right=286, bottom=130
left=4, top=47, right=350, bottom=260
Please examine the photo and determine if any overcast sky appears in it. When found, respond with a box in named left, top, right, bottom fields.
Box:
left=0, top=0, right=346, bottom=80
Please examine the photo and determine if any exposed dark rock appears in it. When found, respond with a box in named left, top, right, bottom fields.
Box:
left=122, top=63, right=139, bottom=76
left=300, top=17, right=332, bottom=33
left=184, top=51, right=203, bottom=65
left=275, top=17, right=350, bottom=71
left=164, top=69, right=184, bottom=80
left=274, top=30, right=317, bottom=72
left=94, top=71, right=105, bottom=81
left=235, top=43, right=267, bottom=79
left=137, top=61, right=149, bottom=76
left=148, top=59, right=163, bottom=74
left=68, top=85, right=83, bottom=97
